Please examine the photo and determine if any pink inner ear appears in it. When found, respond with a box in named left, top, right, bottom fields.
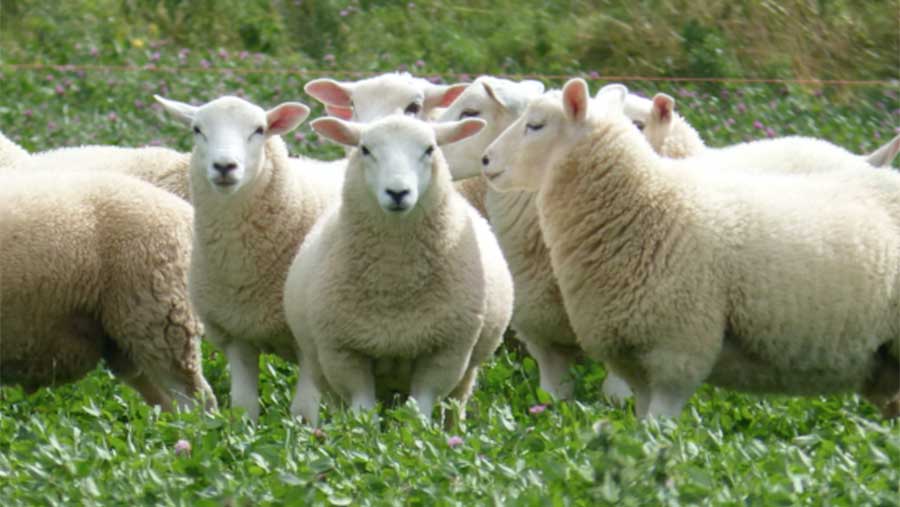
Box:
left=325, top=104, right=354, bottom=120
left=305, top=80, right=352, bottom=106
left=311, top=118, right=357, bottom=146
left=563, top=81, right=588, bottom=121
left=438, top=84, right=468, bottom=108
left=652, top=95, right=673, bottom=121
left=268, top=105, right=308, bottom=134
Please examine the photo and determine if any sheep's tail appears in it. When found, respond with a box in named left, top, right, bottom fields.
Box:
left=865, top=133, right=900, bottom=168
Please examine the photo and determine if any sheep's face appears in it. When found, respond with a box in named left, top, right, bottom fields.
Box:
left=438, top=76, right=545, bottom=180
left=311, top=115, right=485, bottom=215
left=155, top=95, right=309, bottom=196
left=305, top=73, right=468, bottom=124
left=483, top=79, right=626, bottom=193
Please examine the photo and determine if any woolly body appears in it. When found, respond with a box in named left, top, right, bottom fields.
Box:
left=0, top=170, right=214, bottom=410
left=537, top=116, right=900, bottom=417
left=0, top=131, right=29, bottom=169
left=285, top=117, right=513, bottom=425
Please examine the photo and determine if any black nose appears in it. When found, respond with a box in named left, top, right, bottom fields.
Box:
left=213, top=162, right=237, bottom=175
left=481, top=155, right=490, bottom=166
left=385, top=188, right=410, bottom=205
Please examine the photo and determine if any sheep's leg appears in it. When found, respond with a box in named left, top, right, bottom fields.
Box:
left=644, top=384, right=696, bottom=419
left=522, top=337, right=577, bottom=400
left=410, top=346, right=472, bottom=423
left=445, top=366, right=479, bottom=428
left=223, top=340, right=261, bottom=421
left=600, top=371, right=633, bottom=406
left=105, top=347, right=173, bottom=409
left=318, top=346, right=376, bottom=416
left=291, top=352, right=323, bottom=426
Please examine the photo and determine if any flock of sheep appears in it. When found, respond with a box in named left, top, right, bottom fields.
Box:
left=2, top=72, right=899, bottom=427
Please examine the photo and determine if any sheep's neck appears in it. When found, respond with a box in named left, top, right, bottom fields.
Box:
left=538, top=121, right=690, bottom=299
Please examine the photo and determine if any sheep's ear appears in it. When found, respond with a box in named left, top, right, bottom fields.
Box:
left=425, top=83, right=469, bottom=109
left=562, top=78, right=590, bottom=123
left=266, top=103, right=310, bottom=136
left=595, top=84, right=628, bottom=115
left=650, top=93, right=675, bottom=124
left=433, top=118, right=486, bottom=146
left=865, top=133, right=900, bottom=168
left=154, top=95, right=197, bottom=125
left=305, top=79, right=353, bottom=107
left=325, top=104, right=354, bottom=120
left=311, top=117, right=361, bottom=147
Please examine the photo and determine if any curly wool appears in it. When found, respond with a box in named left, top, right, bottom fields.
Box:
left=285, top=147, right=512, bottom=417
left=0, top=170, right=214, bottom=410
left=537, top=115, right=900, bottom=415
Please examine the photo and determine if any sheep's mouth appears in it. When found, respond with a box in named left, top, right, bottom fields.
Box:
left=484, top=171, right=502, bottom=181
left=213, top=177, right=239, bottom=187
left=387, top=204, right=409, bottom=213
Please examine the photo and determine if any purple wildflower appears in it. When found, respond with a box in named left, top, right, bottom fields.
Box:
left=529, top=404, right=547, bottom=415
left=447, top=435, right=464, bottom=448
left=753, top=120, right=764, bottom=129
left=736, top=102, right=747, bottom=113
left=765, top=127, right=776, bottom=138
left=200, top=59, right=211, bottom=69
left=588, top=71, right=600, bottom=79
left=174, top=439, right=191, bottom=456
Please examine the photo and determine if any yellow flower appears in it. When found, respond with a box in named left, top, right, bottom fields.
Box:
left=131, top=38, right=145, bottom=49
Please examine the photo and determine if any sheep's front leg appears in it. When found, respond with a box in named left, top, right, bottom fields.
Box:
left=522, top=337, right=578, bottom=400
left=410, top=346, right=472, bottom=422
left=600, top=372, right=633, bottom=406
left=223, top=340, right=261, bottom=421
left=318, top=346, right=376, bottom=416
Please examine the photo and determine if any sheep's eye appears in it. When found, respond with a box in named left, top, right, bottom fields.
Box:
left=193, top=125, right=202, bottom=135
left=424, top=145, right=435, bottom=157
left=632, top=120, right=645, bottom=132
left=361, top=146, right=371, bottom=156
left=459, top=109, right=480, bottom=119
left=525, top=123, right=544, bottom=132
left=254, top=126, right=265, bottom=136
left=404, top=102, right=422, bottom=116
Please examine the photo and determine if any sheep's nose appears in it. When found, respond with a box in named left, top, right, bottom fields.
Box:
left=213, top=161, right=237, bottom=175
left=481, top=155, right=490, bottom=167
left=385, top=188, right=410, bottom=205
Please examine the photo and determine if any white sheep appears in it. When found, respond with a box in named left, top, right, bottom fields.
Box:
left=0, top=169, right=216, bottom=411
left=24, top=144, right=193, bottom=200
left=482, top=78, right=900, bottom=419
left=304, top=72, right=468, bottom=123
left=0, top=130, right=29, bottom=169
left=437, top=76, right=632, bottom=403
left=643, top=92, right=900, bottom=167
left=284, top=115, right=514, bottom=426
left=155, top=94, right=343, bottom=421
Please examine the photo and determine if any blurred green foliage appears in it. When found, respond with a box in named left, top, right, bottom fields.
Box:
left=2, top=0, right=897, bottom=79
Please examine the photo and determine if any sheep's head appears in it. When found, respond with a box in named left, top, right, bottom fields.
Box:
left=312, top=115, right=484, bottom=215
left=304, top=73, right=468, bottom=123
left=482, top=78, right=626, bottom=192
left=155, top=95, right=309, bottom=195
left=437, top=76, right=545, bottom=180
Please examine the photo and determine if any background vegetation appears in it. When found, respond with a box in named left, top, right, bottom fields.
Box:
left=0, top=0, right=898, bottom=505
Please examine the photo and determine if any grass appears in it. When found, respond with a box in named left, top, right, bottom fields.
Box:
left=1, top=4, right=899, bottom=506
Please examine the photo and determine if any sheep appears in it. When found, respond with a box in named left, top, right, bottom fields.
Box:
left=304, top=72, right=468, bottom=123
left=155, top=94, right=343, bottom=421
left=0, top=130, right=29, bottom=169
left=303, top=72, right=497, bottom=216
left=643, top=92, right=900, bottom=167
left=24, top=144, right=193, bottom=200
left=482, top=78, right=900, bottom=419
left=0, top=169, right=216, bottom=411
left=283, top=115, right=514, bottom=427
left=436, top=76, right=632, bottom=403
